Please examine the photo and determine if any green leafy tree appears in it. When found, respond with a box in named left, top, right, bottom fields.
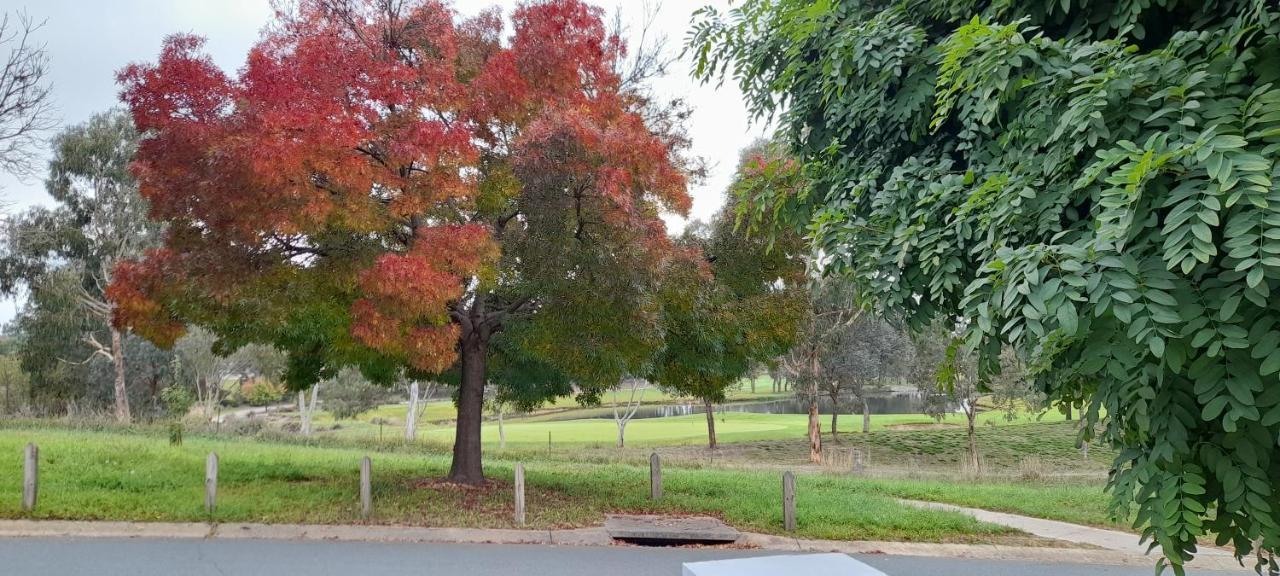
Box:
left=8, top=269, right=95, bottom=410
left=0, top=352, right=27, bottom=415
left=159, top=383, right=194, bottom=418
left=692, top=1, right=1280, bottom=570
left=652, top=207, right=805, bottom=449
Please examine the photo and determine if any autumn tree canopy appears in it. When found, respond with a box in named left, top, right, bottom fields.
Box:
left=114, top=0, right=691, bottom=483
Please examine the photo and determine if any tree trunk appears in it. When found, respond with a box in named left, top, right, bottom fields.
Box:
left=703, top=398, right=718, bottom=449
left=750, top=378, right=756, bottom=394
left=808, top=399, right=822, bottom=463
left=296, top=384, right=320, bottom=437
left=830, top=410, right=838, bottom=441
left=1064, top=403, right=1073, bottom=421
left=405, top=381, right=419, bottom=441
left=966, top=407, right=979, bottom=469
left=198, top=377, right=210, bottom=419
left=298, top=390, right=311, bottom=437
left=110, top=327, right=130, bottom=423
left=448, top=333, right=487, bottom=485
left=862, top=397, right=871, bottom=433
left=616, top=420, right=626, bottom=448
left=297, top=391, right=307, bottom=435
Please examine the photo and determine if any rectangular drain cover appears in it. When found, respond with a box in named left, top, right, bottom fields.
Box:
left=605, top=515, right=740, bottom=544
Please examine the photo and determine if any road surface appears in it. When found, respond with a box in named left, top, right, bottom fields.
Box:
left=0, top=538, right=1249, bottom=575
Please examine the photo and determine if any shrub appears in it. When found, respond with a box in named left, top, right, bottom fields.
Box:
left=159, top=384, right=195, bottom=417
left=242, top=377, right=285, bottom=406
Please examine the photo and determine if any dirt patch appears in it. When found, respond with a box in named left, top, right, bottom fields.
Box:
left=403, top=478, right=590, bottom=529
left=411, top=478, right=508, bottom=492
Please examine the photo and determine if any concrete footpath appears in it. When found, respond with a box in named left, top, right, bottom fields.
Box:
left=899, top=499, right=1234, bottom=557
left=0, top=519, right=1251, bottom=572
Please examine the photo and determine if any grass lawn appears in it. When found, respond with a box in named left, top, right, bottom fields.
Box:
left=311, top=400, right=1074, bottom=450
left=855, top=477, right=1124, bottom=529
left=850, top=420, right=1112, bottom=471
left=0, top=425, right=1104, bottom=544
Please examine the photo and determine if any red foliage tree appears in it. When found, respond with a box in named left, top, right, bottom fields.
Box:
left=112, top=0, right=690, bottom=483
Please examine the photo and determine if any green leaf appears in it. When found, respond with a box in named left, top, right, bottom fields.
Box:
left=1219, top=295, right=1241, bottom=320
left=1202, top=396, right=1230, bottom=420
left=1246, top=266, right=1264, bottom=288
left=1262, top=349, right=1280, bottom=376
left=1148, top=337, right=1165, bottom=358
left=1057, top=303, right=1079, bottom=335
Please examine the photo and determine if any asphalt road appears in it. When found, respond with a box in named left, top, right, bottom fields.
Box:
left=0, top=538, right=1249, bottom=576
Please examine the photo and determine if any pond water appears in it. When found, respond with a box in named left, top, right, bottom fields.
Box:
left=593, top=393, right=932, bottom=421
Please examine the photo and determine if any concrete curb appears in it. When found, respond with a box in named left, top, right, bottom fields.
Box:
left=0, top=520, right=1251, bottom=572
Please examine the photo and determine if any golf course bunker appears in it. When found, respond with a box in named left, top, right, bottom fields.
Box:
left=605, top=514, right=741, bottom=546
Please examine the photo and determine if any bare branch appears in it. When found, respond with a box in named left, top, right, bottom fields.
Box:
left=0, top=11, right=54, bottom=181
left=611, top=1, right=674, bottom=92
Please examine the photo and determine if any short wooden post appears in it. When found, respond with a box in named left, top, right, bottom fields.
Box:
left=782, top=470, right=796, bottom=532
left=513, top=463, right=526, bottom=526
left=205, top=452, right=219, bottom=514
left=22, top=443, right=37, bottom=512
left=360, top=456, right=372, bottom=519
left=649, top=452, right=662, bottom=500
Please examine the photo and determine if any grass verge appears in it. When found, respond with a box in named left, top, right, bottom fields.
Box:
left=0, top=425, right=1098, bottom=544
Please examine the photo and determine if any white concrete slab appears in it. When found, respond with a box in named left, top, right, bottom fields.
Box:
left=682, top=553, right=887, bottom=576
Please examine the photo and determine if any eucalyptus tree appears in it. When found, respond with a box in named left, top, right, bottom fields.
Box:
left=826, top=314, right=910, bottom=436
left=911, top=326, right=983, bottom=468
left=0, top=110, right=159, bottom=421
left=403, top=379, right=436, bottom=442
left=782, top=277, right=860, bottom=462
left=610, top=377, right=647, bottom=448
left=691, top=0, right=1280, bottom=569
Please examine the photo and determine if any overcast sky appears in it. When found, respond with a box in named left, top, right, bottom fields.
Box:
left=0, top=0, right=767, bottom=325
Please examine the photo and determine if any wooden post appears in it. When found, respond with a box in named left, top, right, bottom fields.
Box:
left=360, top=456, right=372, bottom=519
left=205, top=452, right=218, bottom=514
left=513, top=463, right=526, bottom=526
left=649, top=452, right=662, bottom=500
left=782, top=470, right=796, bottom=532
left=21, top=443, right=37, bottom=512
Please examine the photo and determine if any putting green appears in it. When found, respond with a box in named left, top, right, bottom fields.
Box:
left=418, top=413, right=796, bottom=446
